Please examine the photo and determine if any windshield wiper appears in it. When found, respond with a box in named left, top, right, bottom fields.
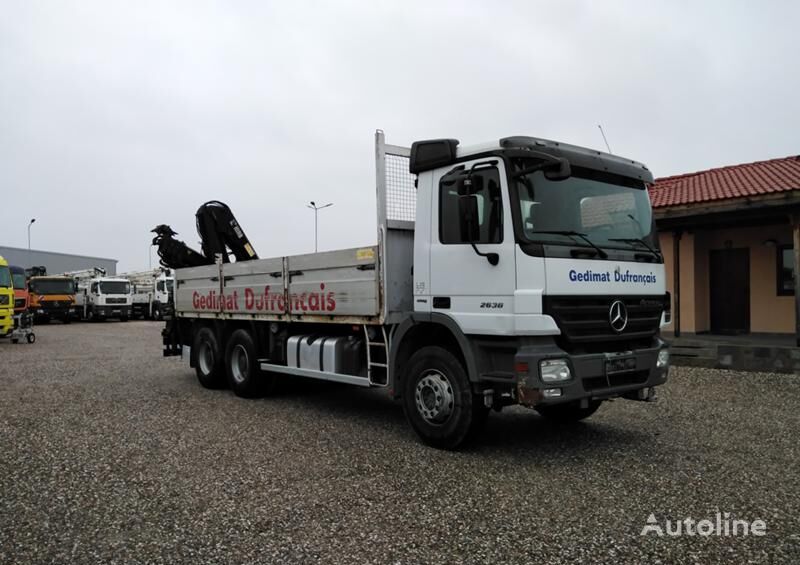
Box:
left=608, top=237, right=661, bottom=259
left=529, top=230, right=608, bottom=259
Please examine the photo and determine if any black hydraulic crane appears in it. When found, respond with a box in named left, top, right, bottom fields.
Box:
left=152, top=201, right=259, bottom=269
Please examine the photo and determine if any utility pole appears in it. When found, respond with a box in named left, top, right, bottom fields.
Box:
left=27, top=218, right=36, bottom=267
left=306, top=201, right=333, bottom=252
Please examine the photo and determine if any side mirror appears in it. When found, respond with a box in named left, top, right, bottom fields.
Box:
left=458, top=195, right=481, bottom=242
left=544, top=158, right=571, bottom=181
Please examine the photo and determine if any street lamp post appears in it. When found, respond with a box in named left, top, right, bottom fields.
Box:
left=27, top=218, right=36, bottom=267
left=306, top=201, right=333, bottom=252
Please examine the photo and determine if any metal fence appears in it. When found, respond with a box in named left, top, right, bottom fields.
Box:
left=376, top=130, right=415, bottom=226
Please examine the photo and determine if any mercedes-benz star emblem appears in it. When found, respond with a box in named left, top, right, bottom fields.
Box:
left=609, top=300, right=628, bottom=333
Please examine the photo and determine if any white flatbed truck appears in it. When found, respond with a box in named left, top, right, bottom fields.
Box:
left=161, top=131, right=671, bottom=448
left=123, top=269, right=174, bottom=320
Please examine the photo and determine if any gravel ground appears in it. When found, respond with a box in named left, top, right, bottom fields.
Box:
left=1, top=321, right=799, bottom=564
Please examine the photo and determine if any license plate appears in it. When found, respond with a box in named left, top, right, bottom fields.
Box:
left=605, top=356, right=636, bottom=374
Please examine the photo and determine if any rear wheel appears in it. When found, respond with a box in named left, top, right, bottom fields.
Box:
left=402, top=346, right=486, bottom=450
left=193, top=327, right=225, bottom=389
left=535, top=400, right=603, bottom=422
left=224, top=329, right=275, bottom=398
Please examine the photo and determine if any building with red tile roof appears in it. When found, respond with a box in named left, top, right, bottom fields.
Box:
left=653, top=154, right=800, bottom=343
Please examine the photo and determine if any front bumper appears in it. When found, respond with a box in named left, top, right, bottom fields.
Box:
left=514, top=338, right=669, bottom=407
left=0, top=309, right=13, bottom=336
left=93, top=305, right=131, bottom=319
left=34, top=305, right=76, bottom=319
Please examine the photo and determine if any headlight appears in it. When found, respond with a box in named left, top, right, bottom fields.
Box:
left=657, top=349, right=670, bottom=368
left=540, top=359, right=571, bottom=382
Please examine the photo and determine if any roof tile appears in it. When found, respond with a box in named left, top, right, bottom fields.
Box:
left=649, top=155, right=800, bottom=208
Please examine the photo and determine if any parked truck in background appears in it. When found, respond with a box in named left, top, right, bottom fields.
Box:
left=121, top=268, right=174, bottom=320
left=10, top=265, right=29, bottom=314
left=0, top=256, right=14, bottom=337
left=157, top=131, right=671, bottom=449
left=69, top=268, right=132, bottom=321
left=28, top=273, right=76, bottom=323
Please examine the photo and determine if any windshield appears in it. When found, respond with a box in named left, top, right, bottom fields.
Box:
left=12, top=273, right=26, bottom=290
left=166, top=279, right=174, bottom=292
left=30, top=279, right=74, bottom=295
left=99, top=281, right=130, bottom=294
left=513, top=165, right=656, bottom=251
left=0, top=267, right=11, bottom=288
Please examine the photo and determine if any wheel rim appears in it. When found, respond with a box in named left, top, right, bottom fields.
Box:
left=230, top=344, right=249, bottom=384
left=415, top=370, right=455, bottom=425
left=198, top=341, right=214, bottom=375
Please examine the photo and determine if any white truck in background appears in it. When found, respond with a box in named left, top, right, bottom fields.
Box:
left=68, top=268, right=132, bottom=322
left=121, top=269, right=174, bottom=320
left=157, top=131, right=671, bottom=449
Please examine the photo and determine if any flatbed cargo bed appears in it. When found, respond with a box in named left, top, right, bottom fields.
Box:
left=174, top=245, right=384, bottom=324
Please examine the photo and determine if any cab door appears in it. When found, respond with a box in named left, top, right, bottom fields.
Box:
left=428, top=159, right=517, bottom=335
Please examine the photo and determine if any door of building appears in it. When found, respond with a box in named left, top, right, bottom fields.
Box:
left=709, top=248, right=750, bottom=334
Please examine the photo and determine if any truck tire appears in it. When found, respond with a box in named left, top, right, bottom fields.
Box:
left=193, top=327, right=225, bottom=389
left=402, top=346, right=484, bottom=449
left=224, top=329, right=275, bottom=398
left=153, top=306, right=162, bottom=321
left=535, top=400, right=602, bottom=422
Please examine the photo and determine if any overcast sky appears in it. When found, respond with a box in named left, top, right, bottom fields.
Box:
left=2, top=0, right=798, bottom=271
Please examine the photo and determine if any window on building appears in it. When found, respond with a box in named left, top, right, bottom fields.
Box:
left=777, top=244, right=794, bottom=296
left=439, top=166, right=503, bottom=244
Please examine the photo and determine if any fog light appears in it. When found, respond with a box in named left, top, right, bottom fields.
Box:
left=540, top=359, right=571, bottom=382
left=543, top=388, right=562, bottom=398
left=657, top=349, right=670, bottom=368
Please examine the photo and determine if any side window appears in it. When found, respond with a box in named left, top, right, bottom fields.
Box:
left=91, top=282, right=98, bottom=294
left=157, top=281, right=164, bottom=292
left=777, top=245, right=794, bottom=296
left=439, top=166, right=503, bottom=244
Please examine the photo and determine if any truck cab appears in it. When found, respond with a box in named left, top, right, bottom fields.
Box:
left=28, top=276, right=77, bottom=323
left=76, top=277, right=132, bottom=321
left=9, top=265, right=29, bottom=314
left=0, top=256, right=14, bottom=337
left=407, top=136, right=669, bottom=413
left=128, top=270, right=174, bottom=320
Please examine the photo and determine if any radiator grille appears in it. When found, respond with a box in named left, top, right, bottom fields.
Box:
left=544, top=295, right=665, bottom=346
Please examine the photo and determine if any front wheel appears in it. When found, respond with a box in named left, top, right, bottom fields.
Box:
left=535, top=400, right=603, bottom=422
left=402, top=346, right=485, bottom=450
